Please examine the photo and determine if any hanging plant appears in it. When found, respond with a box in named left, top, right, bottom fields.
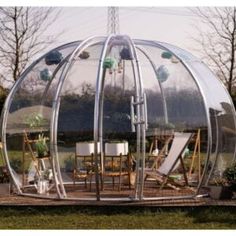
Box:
left=45, top=50, right=63, bottom=65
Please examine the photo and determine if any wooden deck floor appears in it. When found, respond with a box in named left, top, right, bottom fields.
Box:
left=1, top=181, right=236, bottom=207
left=1, top=194, right=236, bottom=207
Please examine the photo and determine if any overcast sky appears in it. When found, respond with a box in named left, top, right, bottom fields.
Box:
left=45, top=7, right=200, bottom=56
left=0, top=0, right=235, bottom=89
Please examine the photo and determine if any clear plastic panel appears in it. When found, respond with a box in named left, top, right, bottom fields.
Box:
left=5, top=43, right=79, bottom=196
left=101, top=48, right=137, bottom=197
left=187, top=62, right=236, bottom=185
left=57, top=43, right=103, bottom=199
left=136, top=43, right=208, bottom=199
left=159, top=41, right=236, bottom=185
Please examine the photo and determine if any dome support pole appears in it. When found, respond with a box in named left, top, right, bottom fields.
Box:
left=94, top=34, right=114, bottom=201
left=0, top=57, right=43, bottom=195
left=50, top=36, right=105, bottom=199
left=125, top=37, right=146, bottom=200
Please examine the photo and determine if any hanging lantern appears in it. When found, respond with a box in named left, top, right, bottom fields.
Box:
left=45, top=50, right=63, bottom=65
left=161, top=51, right=172, bottom=59
left=120, top=47, right=133, bottom=60
left=40, top=68, right=52, bottom=82
left=79, top=51, right=90, bottom=59
left=156, top=65, right=169, bottom=83
left=171, top=56, right=179, bottom=64
left=103, top=57, right=117, bottom=69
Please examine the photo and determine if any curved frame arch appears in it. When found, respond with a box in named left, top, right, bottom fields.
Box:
left=0, top=41, right=81, bottom=196
left=50, top=36, right=106, bottom=198
left=134, top=39, right=213, bottom=194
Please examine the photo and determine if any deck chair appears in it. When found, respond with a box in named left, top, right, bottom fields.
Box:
left=145, top=132, right=193, bottom=190
left=146, top=135, right=173, bottom=170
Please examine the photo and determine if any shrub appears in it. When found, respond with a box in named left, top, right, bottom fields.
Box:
left=0, top=166, right=10, bottom=183
left=223, top=164, right=236, bottom=191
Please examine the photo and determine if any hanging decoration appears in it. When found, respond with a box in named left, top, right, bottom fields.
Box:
left=103, top=57, right=117, bottom=69
left=45, top=50, right=63, bottom=65
left=171, top=56, right=179, bottom=64
left=120, top=47, right=133, bottom=60
left=156, top=65, right=169, bottom=83
left=161, top=51, right=172, bottom=59
left=79, top=51, right=90, bottom=59
left=40, top=68, right=52, bottom=82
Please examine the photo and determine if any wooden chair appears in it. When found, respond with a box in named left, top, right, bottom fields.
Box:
left=102, top=141, right=132, bottom=191
left=73, top=142, right=102, bottom=191
left=103, top=154, right=130, bottom=191
left=73, top=153, right=95, bottom=190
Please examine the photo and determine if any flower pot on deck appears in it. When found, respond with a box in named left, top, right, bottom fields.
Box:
left=209, top=186, right=233, bottom=200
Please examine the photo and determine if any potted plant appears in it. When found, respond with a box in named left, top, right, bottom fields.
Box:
left=25, top=112, right=46, bottom=129
left=35, top=134, right=49, bottom=158
left=209, top=176, right=233, bottom=200
left=223, top=164, right=236, bottom=192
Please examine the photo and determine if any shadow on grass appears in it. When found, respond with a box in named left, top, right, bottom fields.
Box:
left=186, top=206, right=236, bottom=227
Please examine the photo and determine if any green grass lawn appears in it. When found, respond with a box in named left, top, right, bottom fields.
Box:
left=0, top=206, right=236, bottom=229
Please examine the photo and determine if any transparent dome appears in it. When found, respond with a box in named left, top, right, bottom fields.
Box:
left=1, top=35, right=236, bottom=201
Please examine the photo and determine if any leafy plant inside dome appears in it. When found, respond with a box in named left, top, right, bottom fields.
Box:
left=35, top=133, right=49, bottom=159
left=25, top=113, right=47, bottom=129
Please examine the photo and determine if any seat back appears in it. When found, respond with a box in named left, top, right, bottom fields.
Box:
left=157, top=132, right=193, bottom=176
left=104, top=141, right=129, bottom=174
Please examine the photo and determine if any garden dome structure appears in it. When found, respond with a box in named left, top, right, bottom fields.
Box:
left=1, top=34, right=236, bottom=201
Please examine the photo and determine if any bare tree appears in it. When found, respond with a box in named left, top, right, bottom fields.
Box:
left=0, top=7, right=60, bottom=86
left=191, top=7, right=236, bottom=96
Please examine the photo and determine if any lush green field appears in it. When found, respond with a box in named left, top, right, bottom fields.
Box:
left=0, top=206, right=235, bottom=229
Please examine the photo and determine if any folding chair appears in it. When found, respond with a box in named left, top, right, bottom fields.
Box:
left=145, top=132, right=193, bottom=190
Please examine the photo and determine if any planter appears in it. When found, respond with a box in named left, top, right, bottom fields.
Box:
left=209, top=186, right=233, bottom=200
left=0, top=183, right=10, bottom=195
left=105, top=141, right=129, bottom=156
left=76, top=142, right=100, bottom=156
